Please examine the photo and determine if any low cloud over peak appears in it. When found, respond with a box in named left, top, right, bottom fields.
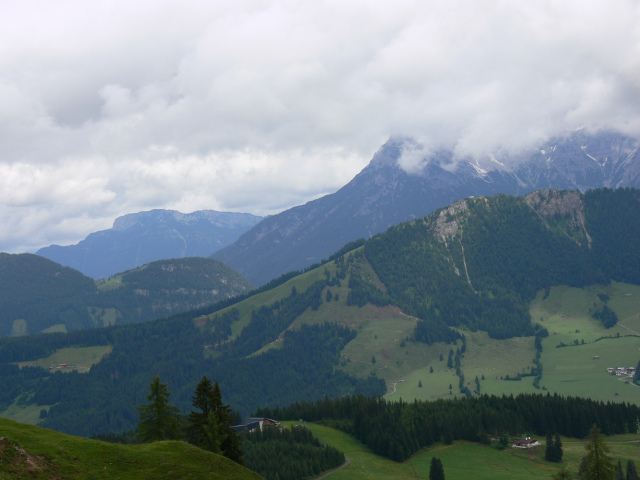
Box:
left=1, top=0, right=640, bottom=252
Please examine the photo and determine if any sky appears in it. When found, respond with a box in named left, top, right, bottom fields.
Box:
left=2, top=0, right=640, bottom=253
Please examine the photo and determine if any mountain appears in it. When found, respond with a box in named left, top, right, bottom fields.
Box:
left=37, top=209, right=263, bottom=280
left=213, top=130, right=640, bottom=285
left=0, top=417, right=262, bottom=480
left=0, top=254, right=253, bottom=337
left=1, top=188, right=639, bottom=437
left=0, top=253, right=97, bottom=336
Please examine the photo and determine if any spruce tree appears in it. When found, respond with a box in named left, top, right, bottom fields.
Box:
left=554, top=434, right=563, bottom=462
left=429, top=456, right=445, bottom=480
left=185, top=377, right=243, bottom=463
left=552, top=469, right=572, bottom=480
left=616, top=460, right=625, bottom=480
left=581, top=425, right=615, bottom=480
left=136, top=375, right=181, bottom=442
left=185, top=376, right=220, bottom=452
left=546, top=432, right=555, bottom=461
left=627, top=460, right=639, bottom=480
left=211, top=380, right=243, bottom=464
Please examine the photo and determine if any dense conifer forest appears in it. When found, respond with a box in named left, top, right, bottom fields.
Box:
left=258, top=393, right=640, bottom=462
left=242, top=425, right=345, bottom=480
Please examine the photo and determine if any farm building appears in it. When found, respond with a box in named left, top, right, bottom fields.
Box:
left=232, top=417, right=280, bottom=433
left=512, top=437, right=540, bottom=449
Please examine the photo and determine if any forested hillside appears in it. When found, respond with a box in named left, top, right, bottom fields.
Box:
left=0, top=255, right=252, bottom=337
left=0, top=254, right=98, bottom=337
left=365, top=188, right=639, bottom=342
left=1, top=188, right=639, bottom=439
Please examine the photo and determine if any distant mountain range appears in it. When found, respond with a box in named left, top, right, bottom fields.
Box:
left=0, top=253, right=253, bottom=337
left=37, top=209, right=263, bottom=280
left=213, top=130, right=640, bottom=285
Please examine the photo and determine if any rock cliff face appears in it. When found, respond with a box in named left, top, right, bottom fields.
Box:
left=214, top=131, right=640, bottom=286
left=37, top=210, right=262, bottom=279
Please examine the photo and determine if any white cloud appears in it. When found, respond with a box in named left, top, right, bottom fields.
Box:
left=1, top=0, right=640, bottom=252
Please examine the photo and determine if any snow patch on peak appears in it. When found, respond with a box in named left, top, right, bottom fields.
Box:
left=488, top=153, right=506, bottom=168
left=468, top=161, right=488, bottom=176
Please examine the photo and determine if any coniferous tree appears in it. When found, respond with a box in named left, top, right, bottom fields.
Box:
left=184, top=376, right=243, bottom=463
left=547, top=433, right=563, bottom=462
left=554, top=434, right=563, bottom=462
left=429, top=456, right=445, bottom=480
left=552, top=469, right=572, bottom=480
left=615, top=461, right=625, bottom=480
left=211, top=380, right=244, bottom=464
left=185, top=376, right=220, bottom=452
left=581, top=425, right=615, bottom=480
left=136, top=375, right=181, bottom=442
left=627, top=460, right=639, bottom=480
left=447, top=349, right=454, bottom=368
left=546, top=432, right=555, bottom=461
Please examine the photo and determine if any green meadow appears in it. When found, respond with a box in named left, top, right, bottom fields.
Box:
left=199, top=261, right=334, bottom=340
left=530, top=283, right=640, bottom=403
left=16, top=345, right=113, bottom=374
left=294, top=422, right=640, bottom=480
left=192, top=248, right=640, bottom=405
left=10, top=319, right=27, bottom=336
left=96, top=275, right=123, bottom=291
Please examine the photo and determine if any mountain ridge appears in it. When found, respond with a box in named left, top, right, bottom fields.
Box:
left=214, top=130, right=640, bottom=286
left=0, top=254, right=253, bottom=337
left=37, top=209, right=263, bottom=280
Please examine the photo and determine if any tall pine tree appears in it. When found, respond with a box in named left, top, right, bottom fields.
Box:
left=185, top=376, right=221, bottom=452
left=136, top=375, right=181, bottom=442
left=581, top=425, right=615, bottom=480
left=429, top=456, right=445, bottom=480
left=627, top=460, right=639, bottom=480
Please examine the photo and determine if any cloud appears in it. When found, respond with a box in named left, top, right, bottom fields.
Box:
left=1, top=0, right=640, bottom=252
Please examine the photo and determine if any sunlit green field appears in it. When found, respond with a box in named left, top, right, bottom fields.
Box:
left=530, top=283, right=640, bottom=403
left=16, top=345, right=113, bottom=373
left=294, top=422, right=640, bottom=480
left=198, top=260, right=333, bottom=340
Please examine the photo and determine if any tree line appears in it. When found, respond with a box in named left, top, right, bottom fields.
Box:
left=257, top=393, right=640, bottom=463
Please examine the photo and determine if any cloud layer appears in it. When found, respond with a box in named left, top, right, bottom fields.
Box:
left=2, top=0, right=640, bottom=252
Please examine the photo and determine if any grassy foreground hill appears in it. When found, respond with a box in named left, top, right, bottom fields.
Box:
left=0, top=417, right=262, bottom=480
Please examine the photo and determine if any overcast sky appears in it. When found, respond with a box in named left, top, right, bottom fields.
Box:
left=2, top=0, right=640, bottom=253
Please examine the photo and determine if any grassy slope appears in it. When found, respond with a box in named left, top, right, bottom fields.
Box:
left=0, top=417, right=262, bottom=480
left=200, top=250, right=640, bottom=403
left=531, top=282, right=640, bottom=403
left=199, top=264, right=330, bottom=340
left=299, top=422, right=640, bottom=480
left=0, top=346, right=113, bottom=426
left=16, top=345, right=113, bottom=374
